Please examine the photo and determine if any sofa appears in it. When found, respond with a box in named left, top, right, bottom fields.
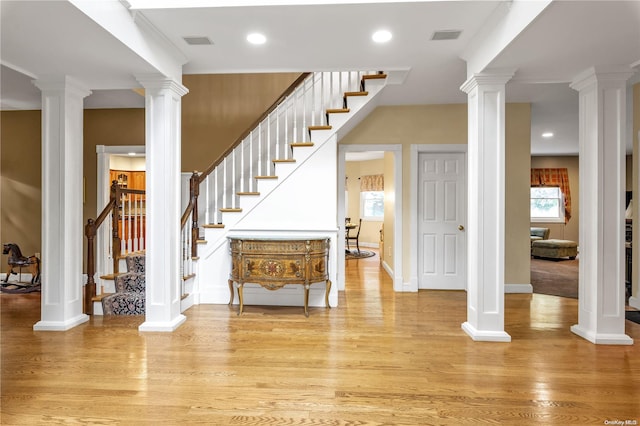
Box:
left=530, top=227, right=550, bottom=245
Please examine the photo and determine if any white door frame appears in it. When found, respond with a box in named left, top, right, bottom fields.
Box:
left=337, top=144, right=403, bottom=291
left=410, top=144, right=467, bottom=292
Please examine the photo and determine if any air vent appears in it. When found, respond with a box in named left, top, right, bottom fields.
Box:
left=183, top=36, right=213, bottom=45
left=431, top=30, right=462, bottom=41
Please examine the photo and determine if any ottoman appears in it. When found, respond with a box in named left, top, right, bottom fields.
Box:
left=531, top=239, right=578, bottom=260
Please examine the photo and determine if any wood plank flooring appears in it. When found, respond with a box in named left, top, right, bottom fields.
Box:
left=2, top=252, right=640, bottom=424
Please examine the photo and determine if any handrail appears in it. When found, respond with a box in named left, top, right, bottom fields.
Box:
left=84, top=181, right=146, bottom=314
left=198, top=72, right=310, bottom=183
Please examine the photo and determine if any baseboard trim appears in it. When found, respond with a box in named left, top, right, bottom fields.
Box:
left=505, top=283, right=533, bottom=294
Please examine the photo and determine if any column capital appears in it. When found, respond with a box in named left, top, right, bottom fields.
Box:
left=570, top=65, right=635, bottom=92
left=460, top=69, right=515, bottom=94
left=135, top=73, right=189, bottom=97
left=33, top=75, right=92, bottom=99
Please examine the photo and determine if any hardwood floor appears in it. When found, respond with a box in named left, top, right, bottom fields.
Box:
left=2, top=251, right=640, bottom=424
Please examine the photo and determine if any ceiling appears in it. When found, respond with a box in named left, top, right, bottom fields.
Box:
left=1, top=0, right=639, bottom=155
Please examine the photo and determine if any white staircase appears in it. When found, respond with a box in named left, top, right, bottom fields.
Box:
left=181, top=71, right=388, bottom=312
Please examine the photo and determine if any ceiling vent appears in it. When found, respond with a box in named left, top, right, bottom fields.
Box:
left=183, top=36, right=213, bottom=46
left=431, top=30, right=462, bottom=41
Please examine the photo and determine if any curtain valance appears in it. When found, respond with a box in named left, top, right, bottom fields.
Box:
left=360, top=174, right=384, bottom=192
left=531, top=168, right=571, bottom=223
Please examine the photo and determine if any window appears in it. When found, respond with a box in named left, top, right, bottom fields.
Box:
left=531, top=187, right=564, bottom=222
left=361, top=191, right=384, bottom=220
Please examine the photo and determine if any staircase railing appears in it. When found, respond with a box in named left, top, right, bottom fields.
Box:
left=85, top=181, right=146, bottom=314
left=180, top=70, right=379, bottom=258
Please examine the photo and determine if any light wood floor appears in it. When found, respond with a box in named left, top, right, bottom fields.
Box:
left=2, top=252, right=640, bottom=425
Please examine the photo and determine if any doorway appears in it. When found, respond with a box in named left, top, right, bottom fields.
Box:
left=337, top=144, right=403, bottom=292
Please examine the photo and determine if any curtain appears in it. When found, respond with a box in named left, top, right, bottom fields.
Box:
left=531, top=168, right=571, bottom=223
left=360, top=174, right=384, bottom=192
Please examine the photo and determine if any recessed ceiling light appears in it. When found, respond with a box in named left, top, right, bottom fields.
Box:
left=247, top=33, right=266, bottom=45
left=372, top=30, right=392, bottom=43
left=542, top=132, right=554, bottom=138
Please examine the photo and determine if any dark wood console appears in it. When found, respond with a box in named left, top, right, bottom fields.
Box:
left=228, top=237, right=331, bottom=316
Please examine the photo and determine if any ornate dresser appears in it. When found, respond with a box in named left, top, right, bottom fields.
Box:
left=228, top=237, right=331, bottom=316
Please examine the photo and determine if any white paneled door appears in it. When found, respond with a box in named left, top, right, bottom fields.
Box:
left=418, top=152, right=466, bottom=290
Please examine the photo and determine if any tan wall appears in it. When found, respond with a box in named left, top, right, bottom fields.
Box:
left=633, top=83, right=640, bottom=298
left=530, top=156, right=580, bottom=244
left=182, top=73, right=301, bottom=173
left=382, top=152, right=395, bottom=266
left=340, top=104, right=532, bottom=286
left=1, top=110, right=42, bottom=258
left=345, top=159, right=384, bottom=247
left=505, top=104, right=532, bottom=285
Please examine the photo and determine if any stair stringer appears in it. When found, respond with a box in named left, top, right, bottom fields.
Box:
left=196, top=135, right=340, bottom=309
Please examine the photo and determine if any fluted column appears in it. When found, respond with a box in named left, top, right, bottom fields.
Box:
left=460, top=70, right=514, bottom=342
left=570, top=66, right=634, bottom=345
left=33, top=76, right=91, bottom=331
left=136, top=74, right=189, bottom=332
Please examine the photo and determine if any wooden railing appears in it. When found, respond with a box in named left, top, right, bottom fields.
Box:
left=84, top=181, right=146, bottom=314
left=180, top=71, right=377, bottom=258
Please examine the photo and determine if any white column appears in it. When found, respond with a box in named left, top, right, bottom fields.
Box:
left=570, top=66, right=634, bottom=345
left=136, top=74, right=189, bottom=332
left=460, top=70, right=514, bottom=342
left=33, top=76, right=91, bottom=331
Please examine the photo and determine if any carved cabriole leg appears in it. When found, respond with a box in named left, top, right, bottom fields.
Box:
left=237, top=283, right=244, bottom=316
left=325, top=280, right=332, bottom=308
left=228, top=279, right=234, bottom=305
left=304, top=284, right=310, bottom=317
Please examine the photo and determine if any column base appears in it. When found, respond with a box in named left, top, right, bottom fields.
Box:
left=33, top=314, right=89, bottom=331
left=139, top=314, right=186, bottom=332
left=628, top=296, right=640, bottom=310
left=571, top=324, right=634, bottom=345
left=462, top=321, right=511, bottom=342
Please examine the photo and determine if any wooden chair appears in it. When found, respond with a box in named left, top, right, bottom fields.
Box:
left=346, top=218, right=362, bottom=254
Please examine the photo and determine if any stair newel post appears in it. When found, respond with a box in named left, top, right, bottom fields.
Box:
left=111, top=180, right=122, bottom=274
left=190, top=171, right=200, bottom=258
left=84, top=218, right=97, bottom=315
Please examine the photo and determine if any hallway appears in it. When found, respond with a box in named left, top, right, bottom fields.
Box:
left=1, top=252, right=639, bottom=424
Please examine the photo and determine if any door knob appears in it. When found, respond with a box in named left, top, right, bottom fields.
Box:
left=458, top=225, right=465, bottom=231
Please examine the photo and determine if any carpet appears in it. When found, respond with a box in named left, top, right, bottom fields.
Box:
left=626, top=311, right=640, bottom=325
left=346, top=250, right=375, bottom=260
left=530, top=257, right=578, bottom=298
left=0, top=282, right=41, bottom=294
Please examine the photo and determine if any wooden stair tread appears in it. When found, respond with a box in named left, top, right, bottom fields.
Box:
left=196, top=239, right=207, bottom=244
left=99, top=274, right=118, bottom=280
left=362, top=73, right=387, bottom=80
left=91, top=293, right=113, bottom=302
left=326, top=108, right=350, bottom=114
left=344, top=91, right=368, bottom=97
left=220, top=208, right=242, bottom=212
left=273, top=159, right=296, bottom=163
left=308, top=125, right=332, bottom=131
left=291, top=142, right=314, bottom=147
left=183, top=273, right=196, bottom=281
left=237, top=192, right=260, bottom=196
left=203, top=223, right=225, bottom=228
left=255, top=175, right=278, bottom=180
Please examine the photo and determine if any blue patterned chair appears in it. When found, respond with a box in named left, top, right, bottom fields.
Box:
left=101, top=254, right=145, bottom=315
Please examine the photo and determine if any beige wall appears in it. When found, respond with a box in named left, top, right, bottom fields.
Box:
left=530, top=156, right=580, bottom=244
left=345, top=159, right=384, bottom=247
left=383, top=152, right=395, bottom=266
left=506, top=104, right=532, bottom=285
left=1, top=110, right=42, bottom=258
left=340, top=104, right=532, bottom=286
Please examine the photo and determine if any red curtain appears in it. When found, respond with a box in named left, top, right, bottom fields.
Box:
left=531, top=168, right=571, bottom=223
